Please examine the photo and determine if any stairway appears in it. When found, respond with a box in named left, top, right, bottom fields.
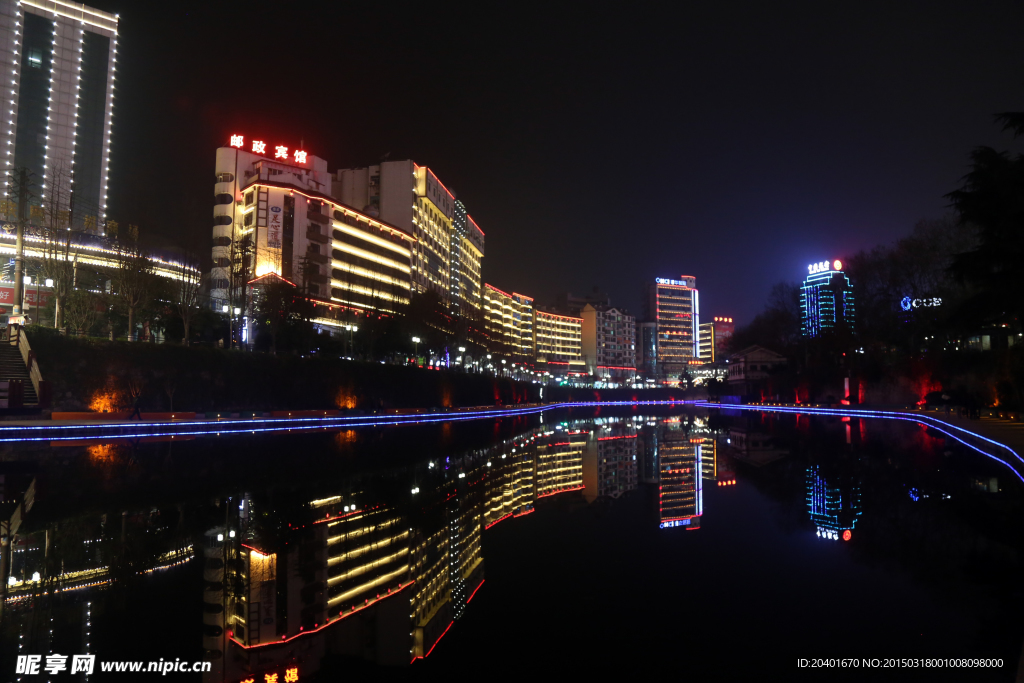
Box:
left=0, top=343, right=37, bottom=405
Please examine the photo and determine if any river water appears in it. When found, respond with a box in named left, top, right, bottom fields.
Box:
left=1, top=407, right=1022, bottom=681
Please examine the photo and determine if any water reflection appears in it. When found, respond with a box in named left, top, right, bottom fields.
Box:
left=2, top=409, right=1024, bottom=680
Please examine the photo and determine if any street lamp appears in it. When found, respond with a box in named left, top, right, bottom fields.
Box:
left=412, top=336, right=421, bottom=357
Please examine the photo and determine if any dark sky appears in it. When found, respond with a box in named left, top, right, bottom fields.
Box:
left=91, top=0, right=1024, bottom=324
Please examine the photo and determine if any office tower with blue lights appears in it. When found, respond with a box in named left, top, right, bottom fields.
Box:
left=0, top=0, right=117, bottom=232
left=800, top=259, right=855, bottom=338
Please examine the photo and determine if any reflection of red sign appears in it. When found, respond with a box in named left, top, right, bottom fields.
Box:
left=0, top=307, right=6, bottom=314
left=237, top=665, right=299, bottom=683
left=0, top=285, right=52, bottom=307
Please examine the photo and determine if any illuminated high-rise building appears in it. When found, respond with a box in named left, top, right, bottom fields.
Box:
left=450, top=200, right=485, bottom=320
left=482, top=284, right=534, bottom=357
left=534, top=309, right=583, bottom=363
left=644, top=276, right=699, bottom=376
left=210, top=139, right=415, bottom=317
left=0, top=0, right=117, bottom=232
left=801, top=259, right=855, bottom=338
left=334, top=161, right=459, bottom=307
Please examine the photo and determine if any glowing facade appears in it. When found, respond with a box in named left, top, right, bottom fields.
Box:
left=334, top=161, right=472, bottom=310
left=450, top=200, right=484, bottom=320
left=482, top=284, right=533, bottom=357
left=806, top=464, right=862, bottom=540
left=0, top=0, right=117, bottom=232
left=800, top=260, right=855, bottom=338
left=211, top=143, right=415, bottom=315
left=658, top=427, right=703, bottom=529
left=534, top=309, right=583, bottom=363
left=644, top=276, right=699, bottom=375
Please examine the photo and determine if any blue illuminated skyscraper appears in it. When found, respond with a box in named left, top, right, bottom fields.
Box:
left=806, top=464, right=862, bottom=540
left=800, top=259, right=855, bottom=338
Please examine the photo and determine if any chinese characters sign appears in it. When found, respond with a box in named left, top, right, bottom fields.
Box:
left=807, top=259, right=842, bottom=275
left=229, top=135, right=308, bottom=164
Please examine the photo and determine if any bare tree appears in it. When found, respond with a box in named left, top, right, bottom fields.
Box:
left=112, top=225, right=153, bottom=342
left=37, top=158, right=78, bottom=329
left=174, top=254, right=202, bottom=346
left=63, top=288, right=99, bottom=336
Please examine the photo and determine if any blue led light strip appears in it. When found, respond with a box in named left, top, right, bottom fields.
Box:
left=0, top=401, right=701, bottom=443
left=696, top=402, right=1024, bottom=484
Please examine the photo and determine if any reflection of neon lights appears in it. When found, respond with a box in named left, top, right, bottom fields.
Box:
left=230, top=581, right=414, bottom=650
left=699, top=402, right=1024, bottom=483
left=466, top=580, right=484, bottom=604
left=536, top=484, right=585, bottom=499
left=415, top=620, right=454, bottom=661
left=10, top=401, right=704, bottom=443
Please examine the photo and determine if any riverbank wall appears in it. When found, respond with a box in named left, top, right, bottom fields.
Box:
left=27, top=327, right=541, bottom=414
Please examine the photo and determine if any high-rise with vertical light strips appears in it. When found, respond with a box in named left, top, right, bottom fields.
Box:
left=0, top=0, right=117, bottom=231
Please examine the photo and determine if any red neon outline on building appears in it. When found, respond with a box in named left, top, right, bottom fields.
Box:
left=426, top=168, right=455, bottom=201
left=228, top=581, right=414, bottom=650
left=245, top=181, right=417, bottom=242
left=466, top=214, right=485, bottom=236
left=412, top=620, right=454, bottom=662
left=597, top=434, right=638, bottom=441
left=536, top=484, right=585, bottom=498
left=466, top=579, right=485, bottom=603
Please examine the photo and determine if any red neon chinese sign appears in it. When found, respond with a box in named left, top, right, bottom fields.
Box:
left=229, top=136, right=309, bottom=164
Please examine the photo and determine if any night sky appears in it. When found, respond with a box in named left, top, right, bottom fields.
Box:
left=91, top=0, right=1024, bottom=324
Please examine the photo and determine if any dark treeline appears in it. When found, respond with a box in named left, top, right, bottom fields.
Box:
left=728, top=112, right=1024, bottom=407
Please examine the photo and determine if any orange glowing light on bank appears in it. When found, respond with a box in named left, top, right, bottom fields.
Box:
left=833, top=260, right=843, bottom=270
left=843, top=530, right=852, bottom=541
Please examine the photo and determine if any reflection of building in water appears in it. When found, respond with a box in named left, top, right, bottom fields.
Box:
left=728, top=427, right=789, bottom=468
left=583, top=426, right=639, bottom=502
left=536, top=429, right=586, bottom=497
left=806, top=464, right=862, bottom=541
left=659, top=428, right=703, bottom=530
left=209, top=422, right=602, bottom=679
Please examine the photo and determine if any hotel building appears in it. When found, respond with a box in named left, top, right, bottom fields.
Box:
left=210, top=140, right=415, bottom=317
left=534, top=308, right=583, bottom=363
left=801, top=259, right=855, bottom=338
left=482, top=283, right=534, bottom=357
left=333, top=161, right=480, bottom=313
left=0, top=0, right=116, bottom=231
left=644, top=276, right=699, bottom=376
left=581, top=304, right=636, bottom=380
left=450, top=200, right=485, bottom=320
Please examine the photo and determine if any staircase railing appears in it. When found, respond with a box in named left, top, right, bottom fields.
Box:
left=7, top=325, right=46, bottom=407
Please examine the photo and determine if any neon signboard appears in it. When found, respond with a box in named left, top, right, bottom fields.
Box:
left=660, top=518, right=692, bottom=529
left=807, top=259, right=843, bottom=275
left=656, top=277, right=691, bottom=286
left=900, top=296, right=942, bottom=311
left=229, top=135, right=308, bottom=165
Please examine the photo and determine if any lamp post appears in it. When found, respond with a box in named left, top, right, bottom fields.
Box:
left=412, top=336, right=421, bottom=359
